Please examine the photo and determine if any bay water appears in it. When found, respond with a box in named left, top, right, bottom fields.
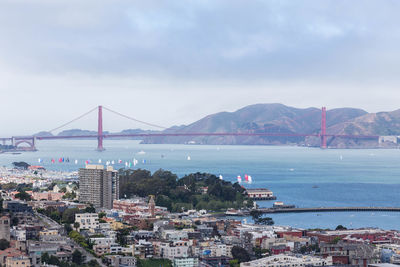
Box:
left=1, top=140, right=400, bottom=230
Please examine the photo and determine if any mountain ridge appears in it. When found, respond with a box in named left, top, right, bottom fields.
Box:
left=34, top=104, right=400, bottom=148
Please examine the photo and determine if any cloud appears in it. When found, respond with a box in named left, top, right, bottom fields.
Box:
left=1, top=0, right=400, bottom=134
left=1, top=0, right=398, bottom=80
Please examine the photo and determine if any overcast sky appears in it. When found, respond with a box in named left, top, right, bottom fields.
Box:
left=1, top=0, right=400, bottom=135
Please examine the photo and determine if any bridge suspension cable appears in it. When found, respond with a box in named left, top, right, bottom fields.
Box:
left=102, top=106, right=167, bottom=129
left=48, top=106, right=98, bottom=133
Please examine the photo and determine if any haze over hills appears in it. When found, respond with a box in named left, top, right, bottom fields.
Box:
left=34, top=104, right=400, bottom=148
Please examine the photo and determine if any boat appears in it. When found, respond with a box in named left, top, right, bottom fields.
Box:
left=187, top=156, right=191, bottom=161
left=219, top=175, right=223, bottom=180
left=237, top=175, right=242, bottom=183
left=137, top=150, right=146, bottom=155
left=312, top=185, right=319, bottom=188
left=243, top=174, right=253, bottom=184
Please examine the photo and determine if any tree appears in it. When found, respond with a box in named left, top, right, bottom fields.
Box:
left=47, top=182, right=57, bottom=191
left=231, top=246, right=250, bottom=263
left=62, top=191, right=77, bottom=200
left=1, top=183, right=17, bottom=191
left=335, top=225, right=347, bottom=230
left=59, top=187, right=67, bottom=193
left=12, top=161, right=30, bottom=170
left=73, top=222, right=80, bottom=231
left=41, top=252, right=50, bottom=264
left=15, top=190, right=31, bottom=201
left=253, top=247, right=269, bottom=259
left=250, top=210, right=263, bottom=221
left=64, top=223, right=73, bottom=234
left=0, top=239, right=9, bottom=250
left=98, top=212, right=106, bottom=218
left=62, top=208, right=80, bottom=224
left=229, top=259, right=240, bottom=267
left=72, top=249, right=83, bottom=265
left=255, top=217, right=274, bottom=225
left=87, top=259, right=101, bottom=266
left=85, top=204, right=96, bottom=213
left=11, top=216, right=19, bottom=227
left=47, top=255, right=60, bottom=265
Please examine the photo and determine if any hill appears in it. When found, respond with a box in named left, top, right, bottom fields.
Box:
left=119, top=169, right=252, bottom=212
left=142, top=104, right=368, bottom=147
left=33, top=104, right=400, bottom=148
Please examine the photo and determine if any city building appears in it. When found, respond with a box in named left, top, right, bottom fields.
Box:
left=240, top=255, right=333, bottom=267
left=159, top=242, right=189, bottom=259
left=173, top=257, right=199, bottom=267
left=5, top=256, right=31, bottom=267
left=3, top=201, right=33, bottom=213
left=79, top=165, right=119, bottom=209
left=0, top=215, right=10, bottom=241
left=245, top=188, right=276, bottom=200
left=320, top=240, right=380, bottom=267
left=75, top=213, right=99, bottom=231
left=105, top=255, right=137, bottom=267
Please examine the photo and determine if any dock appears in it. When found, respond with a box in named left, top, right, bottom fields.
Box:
left=251, top=207, right=400, bottom=214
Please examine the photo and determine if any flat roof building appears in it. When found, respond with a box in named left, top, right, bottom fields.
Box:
left=79, top=165, right=119, bottom=209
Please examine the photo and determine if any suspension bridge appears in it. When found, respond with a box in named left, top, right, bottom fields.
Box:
left=0, top=106, right=379, bottom=151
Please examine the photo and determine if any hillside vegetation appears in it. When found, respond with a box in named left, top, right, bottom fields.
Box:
left=119, top=169, right=252, bottom=212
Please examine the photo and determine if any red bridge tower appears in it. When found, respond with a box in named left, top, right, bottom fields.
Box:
left=97, top=105, right=104, bottom=151
left=321, top=107, right=327, bottom=149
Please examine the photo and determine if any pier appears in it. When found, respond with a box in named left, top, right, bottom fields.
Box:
left=253, top=207, right=400, bottom=214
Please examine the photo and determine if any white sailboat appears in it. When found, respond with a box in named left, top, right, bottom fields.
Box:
left=237, top=175, right=242, bottom=183
left=219, top=175, right=223, bottom=180
left=187, top=156, right=191, bottom=161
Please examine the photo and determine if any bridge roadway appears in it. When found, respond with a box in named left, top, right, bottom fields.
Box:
left=33, top=132, right=379, bottom=140
left=252, top=207, right=400, bottom=214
